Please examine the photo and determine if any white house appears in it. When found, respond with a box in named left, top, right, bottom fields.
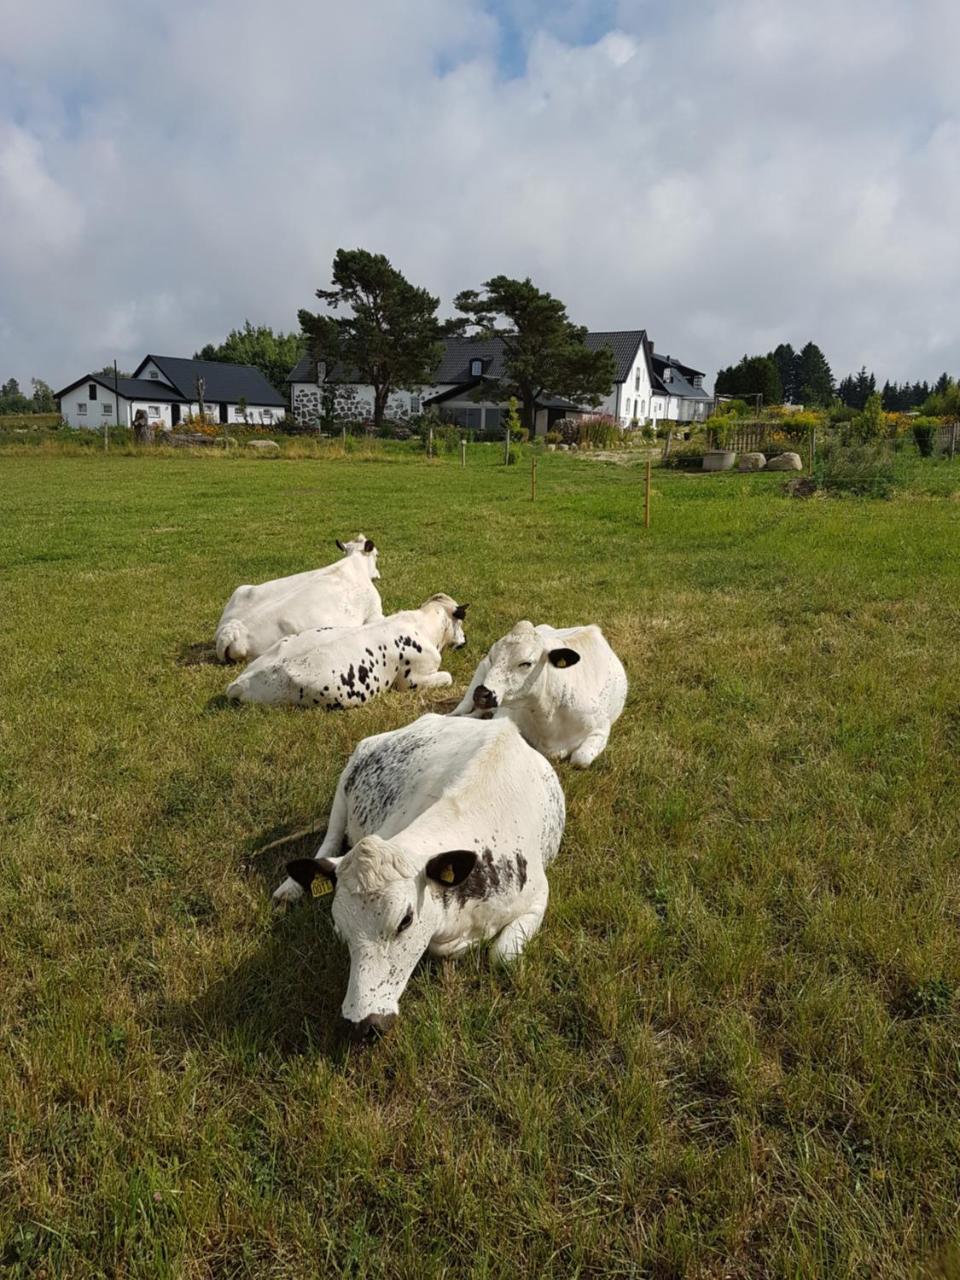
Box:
left=286, top=330, right=711, bottom=436
left=56, top=354, right=286, bottom=430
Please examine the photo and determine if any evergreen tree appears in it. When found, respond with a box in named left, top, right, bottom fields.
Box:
left=794, top=342, right=835, bottom=407
left=934, top=371, right=950, bottom=396
left=300, top=249, right=447, bottom=434
left=453, top=276, right=616, bottom=432
left=837, top=375, right=856, bottom=407
left=0, top=378, right=30, bottom=414
left=770, top=343, right=798, bottom=402
left=713, top=354, right=782, bottom=405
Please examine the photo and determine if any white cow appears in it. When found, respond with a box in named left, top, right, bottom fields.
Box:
left=214, top=534, right=382, bottom=663
left=450, top=621, right=627, bottom=767
left=225, top=595, right=469, bottom=708
left=274, top=714, right=565, bottom=1039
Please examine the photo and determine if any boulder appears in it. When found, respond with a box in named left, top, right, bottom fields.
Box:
left=738, top=451, right=766, bottom=471
left=247, top=439, right=280, bottom=456
left=766, top=451, right=802, bottom=471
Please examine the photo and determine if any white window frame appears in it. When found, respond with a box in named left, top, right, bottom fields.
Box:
left=102, top=402, right=112, bottom=414
left=149, top=371, right=159, bottom=380
left=77, top=402, right=87, bottom=415
left=262, top=409, right=273, bottom=422
left=470, top=359, right=483, bottom=377
left=148, top=405, right=160, bottom=417
left=410, top=394, right=421, bottom=414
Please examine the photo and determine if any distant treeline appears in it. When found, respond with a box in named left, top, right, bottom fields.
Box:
left=0, top=377, right=56, bottom=415
left=714, top=343, right=959, bottom=414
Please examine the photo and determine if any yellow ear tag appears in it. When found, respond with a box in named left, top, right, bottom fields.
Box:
left=439, top=864, right=456, bottom=884
left=555, top=657, right=567, bottom=667
left=311, top=876, right=334, bottom=899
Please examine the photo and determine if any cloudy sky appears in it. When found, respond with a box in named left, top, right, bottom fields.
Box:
left=2, top=0, right=959, bottom=392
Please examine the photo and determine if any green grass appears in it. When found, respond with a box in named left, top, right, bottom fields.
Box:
left=2, top=448, right=959, bottom=1278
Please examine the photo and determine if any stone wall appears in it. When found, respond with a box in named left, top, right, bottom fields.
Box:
left=292, top=381, right=419, bottom=427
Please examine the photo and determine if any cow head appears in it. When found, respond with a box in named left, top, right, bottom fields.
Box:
left=424, top=594, right=469, bottom=650
left=472, top=620, right=580, bottom=711
left=335, top=533, right=380, bottom=580
left=287, top=836, right=477, bottom=1039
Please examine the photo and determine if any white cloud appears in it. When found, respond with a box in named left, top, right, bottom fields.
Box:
left=1, top=0, right=959, bottom=392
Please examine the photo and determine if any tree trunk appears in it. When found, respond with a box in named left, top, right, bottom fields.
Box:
left=521, top=395, right=536, bottom=438
left=373, top=386, right=389, bottom=436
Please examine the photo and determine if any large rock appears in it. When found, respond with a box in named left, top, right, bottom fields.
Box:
left=702, top=450, right=736, bottom=472
left=247, top=439, right=280, bottom=456
left=738, top=451, right=766, bottom=471
left=766, top=451, right=803, bottom=471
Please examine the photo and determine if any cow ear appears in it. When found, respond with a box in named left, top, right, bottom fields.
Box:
left=286, top=856, right=338, bottom=891
left=363, top=539, right=375, bottom=553
left=335, top=539, right=347, bottom=552
left=453, top=603, right=469, bottom=620
left=548, top=648, right=581, bottom=669
left=425, top=850, right=477, bottom=888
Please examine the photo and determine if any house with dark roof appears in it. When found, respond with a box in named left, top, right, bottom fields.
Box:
left=56, top=355, right=286, bottom=430
left=287, top=330, right=710, bottom=436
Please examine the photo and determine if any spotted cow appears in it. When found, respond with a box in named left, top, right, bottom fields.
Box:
left=450, top=621, right=627, bottom=767
left=214, top=534, right=382, bottom=663
left=225, top=594, right=468, bottom=707
left=273, top=713, right=565, bottom=1038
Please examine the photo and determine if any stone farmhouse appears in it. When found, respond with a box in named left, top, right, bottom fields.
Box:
left=57, top=355, right=285, bottom=430
left=286, top=330, right=711, bottom=436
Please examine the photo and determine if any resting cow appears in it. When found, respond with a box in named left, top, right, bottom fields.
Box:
left=225, top=595, right=469, bottom=707
left=450, top=621, right=627, bottom=767
left=215, top=534, right=382, bottom=663
left=274, top=714, right=565, bottom=1038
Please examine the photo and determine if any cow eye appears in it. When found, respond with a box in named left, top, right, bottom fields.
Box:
left=518, top=661, right=533, bottom=670
left=397, top=908, right=414, bottom=935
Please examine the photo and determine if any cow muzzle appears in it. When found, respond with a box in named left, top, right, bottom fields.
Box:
left=346, top=1011, right=398, bottom=1043
left=472, top=684, right=498, bottom=710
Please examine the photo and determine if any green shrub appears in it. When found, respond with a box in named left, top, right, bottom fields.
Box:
left=815, top=438, right=895, bottom=498
left=660, top=443, right=706, bottom=470
left=504, top=443, right=521, bottom=466
left=911, top=417, right=937, bottom=458
left=714, top=398, right=751, bottom=417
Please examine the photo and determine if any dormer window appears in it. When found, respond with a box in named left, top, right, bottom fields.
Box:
left=663, top=368, right=672, bottom=383
left=470, top=358, right=483, bottom=377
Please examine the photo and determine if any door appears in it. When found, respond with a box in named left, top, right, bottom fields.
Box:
left=171, top=403, right=181, bottom=427
left=219, top=402, right=228, bottom=424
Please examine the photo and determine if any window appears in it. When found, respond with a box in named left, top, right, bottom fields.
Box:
left=410, top=394, right=421, bottom=414
left=77, top=402, right=87, bottom=415
left=263, top=409, right=273, bottom=422
left=635, top=370, right=641, bottom=391
left=693, top=375, right=703, bottom=389
left=148, top=405, right=160, bottom=416
left=470, top=359, right=483, bottom=377
left=663, top=367, right=672, bottom=383
left=641, top=400, right=646, bottom=416
left=149, top=371, right=159, bottom=380
left=102, top=402, right=112, bottom=414
left=484, top=407, right=501, bottom=433
left=88, top=383, right=97, bottom=400
left=625, top=398, right=632, bottom=418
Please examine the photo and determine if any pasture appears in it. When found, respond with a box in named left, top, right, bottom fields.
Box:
left=2, top=448, right=959, bottom=1277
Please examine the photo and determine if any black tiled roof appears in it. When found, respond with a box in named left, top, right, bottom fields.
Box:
left=134, top=355, right=285, bottom=406
left=582, top=330, right=646, bottom=382
left=55, top=373, right=187, bottom=402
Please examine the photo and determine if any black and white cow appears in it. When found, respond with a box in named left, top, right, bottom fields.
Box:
left=450, top=621, right=627, bottom=767
left=214, top=534, right=382, bottom=663
left=225, top=595, right=468, bottom=708
left=274, top=713, right=565, bottom=1038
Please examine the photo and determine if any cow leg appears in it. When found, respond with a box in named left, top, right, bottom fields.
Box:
left=272, top=778, right=349, bottom=906
left=449, top=656, right=490, bottom=715
left=395, top=646, right=450, bottom=691
left=490, top=898, right=548, bottom=965
left=569, top=723, right=610, bottom=768
left=413, top=671, right=453, bottom=689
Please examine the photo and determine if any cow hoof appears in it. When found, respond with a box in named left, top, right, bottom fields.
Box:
left=272, top=876, right=304, bottom=907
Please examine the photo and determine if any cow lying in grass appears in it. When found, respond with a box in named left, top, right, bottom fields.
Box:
left=225, top=595, right=468, bottom=707
left=450, top=621, right=627, bottom=767
left=215, top=534, right=382, bottom=663
left=274, top=713, right=565, bottom=1039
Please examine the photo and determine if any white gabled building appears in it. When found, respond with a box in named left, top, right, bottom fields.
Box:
left=56, top=354, right=286, bottom=430
left=286, top=330, right=710, bottom=436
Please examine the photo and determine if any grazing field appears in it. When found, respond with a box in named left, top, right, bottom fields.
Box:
left=2, top=449, right=959, bottom=1278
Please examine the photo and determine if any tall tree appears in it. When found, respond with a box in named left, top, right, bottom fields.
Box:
left=453, top=276, right=616, bottom=431
left=713, top=353, right=781, bottom=405
left=770, top=343, right=798, bottom=402
left=195, top=321, right=303, bottom=397
left=30, top=378, right=56, bottom=412
left=794, top=342, right=835, bottom=407
left=299, top=250, right=446, bottom=433
left=0, top=378, right=30, bottom=414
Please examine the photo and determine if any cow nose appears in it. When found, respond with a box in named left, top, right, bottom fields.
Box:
left=346, top=1012, right=397, bottom=1043
left=473, top=684, right=498, bottom=709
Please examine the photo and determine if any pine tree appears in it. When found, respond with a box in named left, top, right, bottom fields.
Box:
left=770, top=343, right=798, bottom=402
left=794, top=342, right=835, bottom=407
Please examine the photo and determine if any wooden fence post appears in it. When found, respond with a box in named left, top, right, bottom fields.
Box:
left=428, top=426, right=433, bottom=458
left=531, top=453, right=537, bottom=501
left=460, top=438, right=466, bottom=468
left=644, top=457, right=652, bottom=528
left=809, top=426, right=816, bottom=473
left=341, top=425, right=346, bottom=451
left=951, top=422, right=958, bottom=461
